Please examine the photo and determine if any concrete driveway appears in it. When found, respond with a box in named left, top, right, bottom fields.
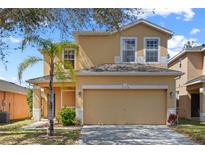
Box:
left=77, top=125, right=195, bottom=145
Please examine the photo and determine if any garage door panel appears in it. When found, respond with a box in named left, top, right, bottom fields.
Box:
left=84, top=89, right=166, bottom=125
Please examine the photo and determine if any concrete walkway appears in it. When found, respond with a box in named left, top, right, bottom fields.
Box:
left=77, top=125, right=195, bottom=145
left=22, top=120, right=81, bottom=130
left=22, top=121, right=47, bottom=129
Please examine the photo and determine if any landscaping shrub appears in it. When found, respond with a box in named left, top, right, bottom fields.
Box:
left=57, top=107, right=76, bottom=126
left=26, top=87, right=33, bottom=114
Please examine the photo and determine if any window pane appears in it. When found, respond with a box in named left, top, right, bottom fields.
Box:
left=146, top=50, right=158, bottom=62
left=124, top=40, right=135, bottom=50
left=64, top=50, right=75, bottom=68
left=145, top=38, right=159, bottom=62
left=146, top=39, right=158, bottom=49
left=122, top=38, right=135, bottom=62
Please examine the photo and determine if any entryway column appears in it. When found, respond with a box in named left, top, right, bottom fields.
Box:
left=33, top=86, right=42, bottom=121
left=199, top=87, right=205, bottom=121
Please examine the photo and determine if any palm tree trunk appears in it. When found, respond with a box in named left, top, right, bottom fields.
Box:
left=47, top=58, right=54, bottom=136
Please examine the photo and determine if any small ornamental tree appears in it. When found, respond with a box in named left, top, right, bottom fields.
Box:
left=18, top=36, right=78, bottom=136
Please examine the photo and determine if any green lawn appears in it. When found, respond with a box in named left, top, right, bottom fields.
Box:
left=172, top=118, right=205, bottom=145
left=0, top=119, right=80, bottom=145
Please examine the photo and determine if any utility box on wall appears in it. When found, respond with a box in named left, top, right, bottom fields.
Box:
left=0, top=112, right=10, bottom=123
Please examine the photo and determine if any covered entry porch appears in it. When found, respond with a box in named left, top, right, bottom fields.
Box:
left=27, top=75, right=76, bottom=121
left=186, top=79, right=205, bottom=121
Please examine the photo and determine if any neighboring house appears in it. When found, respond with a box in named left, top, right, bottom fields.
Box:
left=168, top=45, right=205, bottom=121
left=27, top=19, right=181, bottom=125
left=0, top=79, right=30, bottom=120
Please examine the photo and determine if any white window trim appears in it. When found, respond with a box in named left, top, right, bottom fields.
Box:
left=144, top=37, right=160, bottom=64
left=62, top=48, right=77, bottom=69
left=60, top=89, right=76, bottom=109
left=120, top=37, right=137, bottom=63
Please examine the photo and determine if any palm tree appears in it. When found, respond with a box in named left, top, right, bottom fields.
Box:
left=18, top=36, right=78, bottom=136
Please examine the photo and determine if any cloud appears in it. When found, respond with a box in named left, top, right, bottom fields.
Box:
left=0, top=76, right=5, bottom=80
left=190, top=28, right=200, bottom=35
left=137, top=8, right=195, bottom=21
left=2, top=36, right=22, bottom=44
left=168, top=35, right=198, bottom=57
left=8, top=36, right=22, bottom=43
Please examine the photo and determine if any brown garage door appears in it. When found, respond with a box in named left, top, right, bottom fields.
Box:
left=83, top=89, right=166, bottom=125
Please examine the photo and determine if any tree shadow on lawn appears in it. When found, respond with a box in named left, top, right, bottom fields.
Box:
left=0, top=129, right=80, bottom=145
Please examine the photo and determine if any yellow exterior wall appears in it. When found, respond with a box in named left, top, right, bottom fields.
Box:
left=62, top=91, right=75, bottom=107
left=76, top=23, right=170, bottom=69
left=0, top=91, right=30, bottom=120
left=76, top=76, right=176, bottom=112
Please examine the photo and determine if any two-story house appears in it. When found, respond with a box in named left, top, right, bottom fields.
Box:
left=168, top=45, right=205, bottom=121
left=27, top=19, right=181, bottom=125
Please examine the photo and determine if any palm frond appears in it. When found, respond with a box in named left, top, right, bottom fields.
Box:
left=52, top=41, right=79, bottom=56
left=18, top=56, right=42, bottom=83
left=21, top=35, right=52, bottom=51
left=55, top=60, right=76, bottom=81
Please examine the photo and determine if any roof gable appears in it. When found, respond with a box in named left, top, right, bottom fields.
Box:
left=168, top=45, right=205, bottom=64
left=113, top=19, right=173, bottom=35
left=73, top=19, right=173, bottom=37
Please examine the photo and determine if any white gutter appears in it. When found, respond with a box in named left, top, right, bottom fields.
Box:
left=77, top=71, right=182, bottom=76
left=185, top=80, right=204, bottom=86
left=168, top=50, right=202, bottom=64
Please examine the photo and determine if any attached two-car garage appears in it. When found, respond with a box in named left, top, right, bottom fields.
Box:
left=83, top=89, right=167, bottom=125
left=76, top=63, right=181, bottom=125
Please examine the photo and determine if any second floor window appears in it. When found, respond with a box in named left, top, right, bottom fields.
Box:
left=145, top=38, right=159, bottom=62
left=63, top=49, right=75, bottom=69
left=121, top=38, right=136, bottom=63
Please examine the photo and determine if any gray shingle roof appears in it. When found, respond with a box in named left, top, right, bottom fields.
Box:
left=0, top=79, right=27, bottom=95
left=185, top=75, right=205, bottom=85
left=27, top=74, right=72, bottom=84
left=78, top=63, right=182, bottom=74
left=186, top=45, right=205, bottom=51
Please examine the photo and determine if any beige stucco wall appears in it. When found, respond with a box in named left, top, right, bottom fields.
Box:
left=169, top=54, right=190, bottom=118
left=187, top=52, right=203, bottom=81
left=76, top=23, right=170, bottom=70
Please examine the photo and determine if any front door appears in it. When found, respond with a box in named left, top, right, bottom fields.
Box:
left=191, top=93, right=200, bottom=117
